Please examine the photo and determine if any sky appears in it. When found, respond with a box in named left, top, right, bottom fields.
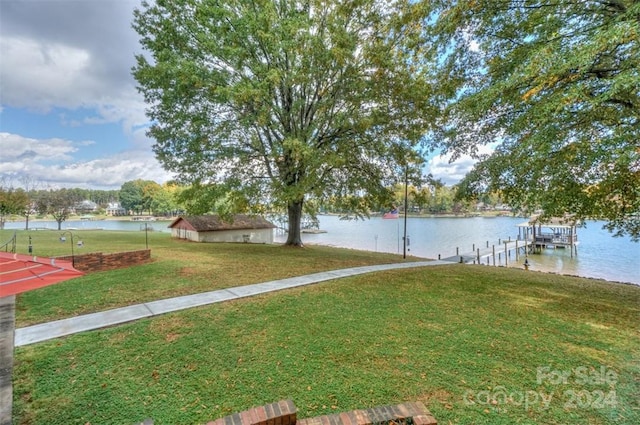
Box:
left=0, top=0, right=479, bottom=191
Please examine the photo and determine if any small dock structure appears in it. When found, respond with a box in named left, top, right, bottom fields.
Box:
left=131, top=216, right=156, bottom=222
left=517, top=215, right=580, bottom=258
left=441, top=238, right=533, bottom=266
left=440, top=215, right=580, bottom=266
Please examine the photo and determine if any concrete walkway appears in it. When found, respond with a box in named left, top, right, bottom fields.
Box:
left=15, top=260, right=449, bottom=347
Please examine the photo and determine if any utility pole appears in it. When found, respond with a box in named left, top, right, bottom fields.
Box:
left=403, top=165, right=408, bottom=259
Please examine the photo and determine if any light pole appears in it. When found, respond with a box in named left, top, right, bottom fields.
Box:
left=144, top=223, right=150, bottom=249
left=59, top=231, right=75, bottom=267
left=403, top=165, right=408, bottom=259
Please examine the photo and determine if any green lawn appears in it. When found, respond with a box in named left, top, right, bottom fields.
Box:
left=5, top=230, right=640, bottom=424
left=2, top=229, right=417, bottom=326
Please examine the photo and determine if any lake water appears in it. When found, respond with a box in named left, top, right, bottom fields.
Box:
left=275, top=215, right=640, bottom=286
left=5, top=215, right=639, bottom=285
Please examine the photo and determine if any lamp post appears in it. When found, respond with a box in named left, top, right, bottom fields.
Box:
left=59, top=231, right=75, bottom=267
left=144, top=223, right=149, bottom=249
left=403, top=165, right=408, bottom=259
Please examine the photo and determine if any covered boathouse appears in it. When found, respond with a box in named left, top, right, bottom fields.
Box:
left=517, top=215, right=580, bottom=257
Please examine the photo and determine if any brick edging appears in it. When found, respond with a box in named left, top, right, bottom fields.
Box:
left=297, top=401, right=436, bottom=425
left=202, top=401, right=436, bottom=425
left=206, top=400, right=297, bottom=425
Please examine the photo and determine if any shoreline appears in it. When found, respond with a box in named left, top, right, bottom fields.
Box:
left=4, top=216, right=174, bottom=224
left=6, top=210, right=516, bottom=223
left=284, top=240, right=640, bottom=287
left=3, top=217, right=638, bottom=286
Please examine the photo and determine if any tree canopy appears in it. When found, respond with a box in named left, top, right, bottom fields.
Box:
left=133, top=0, right=435, bottom=245
left=0, top=187, right=28, bottom=229
left=35, top=189, right=80, bottom=230
left=429, top=0, right=640, bottom=239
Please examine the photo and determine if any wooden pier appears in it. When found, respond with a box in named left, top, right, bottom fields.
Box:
left=439, top=216, right=580, bottom=267
left=441, top=238, right=533, bottom=265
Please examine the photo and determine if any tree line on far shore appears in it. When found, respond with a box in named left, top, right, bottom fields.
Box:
left=0, top=176, right=507, bottom=230
left=0, top=178, right=181, bottom=230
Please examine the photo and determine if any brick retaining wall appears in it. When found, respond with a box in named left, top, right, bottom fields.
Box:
left=57, top=249, right=151, bottom=272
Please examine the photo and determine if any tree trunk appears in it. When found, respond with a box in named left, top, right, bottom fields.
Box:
left=285, top=199, right=304, bottom=246
left=56, top=220, right=62, bottom=231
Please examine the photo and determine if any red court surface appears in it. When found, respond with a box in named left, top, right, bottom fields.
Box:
left=0, top=252, right=84, bottom=297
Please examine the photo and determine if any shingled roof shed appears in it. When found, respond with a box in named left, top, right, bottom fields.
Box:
left=168, top=215, right=276, bottom=244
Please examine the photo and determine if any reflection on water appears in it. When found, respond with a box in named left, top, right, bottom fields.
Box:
left=277, top=215, right=640, bottom=285
left=5, top=219, right=173, bottom=233
left=5, top=215, right=639, bottom=284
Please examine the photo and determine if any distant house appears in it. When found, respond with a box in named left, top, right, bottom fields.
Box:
left=75, top=200, right=98, bottom=213
left=106, top=202, right=127, bottom=216
left=168, top=215, right=276, bottom=244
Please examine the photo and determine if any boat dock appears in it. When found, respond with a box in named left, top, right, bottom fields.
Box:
left=439, top=216, right=580, bottom=266
left=517, top=216, right=580, bottom=258
left=440, top=238, right=534, bottom=266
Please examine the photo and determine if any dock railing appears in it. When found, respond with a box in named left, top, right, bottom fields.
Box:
left=535, top=232, right=577, bottom=245
left=440, top=238, right=533, bottom=266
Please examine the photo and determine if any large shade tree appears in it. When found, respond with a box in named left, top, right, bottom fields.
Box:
left=133, top=0, right=435, bottom=245
left=428, top=0, right=640, bottom=239
left=119, top=179, right=158, bottom=215
left=0, top=186, right=29, bottom=230
left=35, top=189, right=79, bottom=230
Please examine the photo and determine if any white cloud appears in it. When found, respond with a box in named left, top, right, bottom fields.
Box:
left=0, top=132, right=171, bottom=190
left=426, top=144, right=497, bottom=185
left=427, top=154, right=476, bottom=185
left=0, top=132, right=79, bottom=163
left=0, top=37, right=92, bottom=111
left=0, top=1, right=168, bottom=189
left=0, top=0, right=147, bottom=126
left=0, top=35, right=147, bottom=125
left=48, top=152, right=173, bottom=189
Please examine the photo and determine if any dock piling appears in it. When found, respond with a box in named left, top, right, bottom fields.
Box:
left=439, top=237, right=537, bottom=268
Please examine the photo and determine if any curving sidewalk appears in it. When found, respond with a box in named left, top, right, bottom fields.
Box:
left=15, top=260, right=450, bottom=347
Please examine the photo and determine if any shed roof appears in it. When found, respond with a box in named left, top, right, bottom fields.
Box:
left=168, top=215, right=276, bottom=232
left=517, top=215, right=581, bottom=228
